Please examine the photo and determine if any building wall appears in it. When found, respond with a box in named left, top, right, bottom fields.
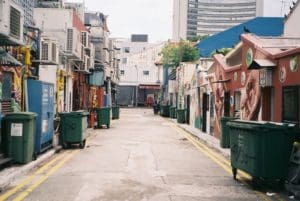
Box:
left=119, top=42, right=164, bottom=86
left=172, top=0, right=188, bottom=41
left=284, top=3, right=300, bottom=37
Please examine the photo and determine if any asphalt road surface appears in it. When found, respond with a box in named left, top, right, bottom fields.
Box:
left=0, top=108, right=283, bottom=201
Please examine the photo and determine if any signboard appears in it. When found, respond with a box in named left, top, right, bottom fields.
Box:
left=11, top=123, right=23, bottom=136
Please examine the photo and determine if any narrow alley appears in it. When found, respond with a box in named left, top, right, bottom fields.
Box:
left=0, top=109, right=279, bottom=201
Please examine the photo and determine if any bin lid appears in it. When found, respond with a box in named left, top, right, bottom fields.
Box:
left=95, top=107, right=111, bottom=111
left=227, top=120, right=297, bottom=130
left=4, top=112, right=37, bottom=120
left=59, top=110, right=89, bottom=117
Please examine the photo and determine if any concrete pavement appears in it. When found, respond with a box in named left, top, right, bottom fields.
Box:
left=0, top=108, right=289, bottom=201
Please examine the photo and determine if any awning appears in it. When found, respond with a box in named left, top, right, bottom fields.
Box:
left=139, top=84, right=161, bottom=90
left=248, top=59, right=276, bottom=69
left=0, top=48, right=22, bottom=66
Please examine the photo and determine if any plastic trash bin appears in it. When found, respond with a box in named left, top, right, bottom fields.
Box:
left=160, top=105, right=170, bottom=117
left=1, top=112, right=37, bottom=164
left=59, top=111, right=89, bottom=149
left=96, top=107, right=111, bottom=128
left=112, top=106, right=120, bottom=120
left=170, top=107, right=177, bottom=119
left=220, top=117, right=238, bottom=148
left=177, top=109, right=186, bottom=124
left=228, top=120, right=298, bottom=180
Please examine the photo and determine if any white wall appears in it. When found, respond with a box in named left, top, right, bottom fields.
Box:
left=284, top=3, right=300, bottom=37
left=119, top=42, right=165, bottom=86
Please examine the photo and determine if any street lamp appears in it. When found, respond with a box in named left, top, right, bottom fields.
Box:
left=134, top=65, right=138, bottom=107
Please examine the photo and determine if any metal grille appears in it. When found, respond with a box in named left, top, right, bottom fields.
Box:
left=41, top=42, right=49, bottom=60
left=9, top=6, right=21, bottom=40
left=67, top=29, right=73, bottom=51
left=52, top=43, right=57, bottom=62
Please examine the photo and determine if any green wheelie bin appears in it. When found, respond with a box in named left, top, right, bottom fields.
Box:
left=112, top=106, right=120, bottom=120
left=169, top=106, right=176, bottom=119
left=228, top=120, right=297, bottom=181
left=59, top=111, right=89, bottom=149
left=96, top=107, right=111, bottom=128
left=220, top=117, right=238, bottom=148
left=160, top=105, right=170, bottom=117
left=1, top=112, right=37, bottom=164
left=177, top=109, right=186, bottom=124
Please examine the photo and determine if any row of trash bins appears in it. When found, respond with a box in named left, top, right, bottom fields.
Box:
left=155, top=105, right=186, bottom=124
left=0, top=106, right=120, bottom=164
left=219, top=116, right=300, bottom=188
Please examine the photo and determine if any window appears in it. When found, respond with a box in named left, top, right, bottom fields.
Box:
left=120, top=70, right=125, bottom=75
left=122, top=58, right=127, bottom=64
left=282, top=86, right=299, bottom=123
left=234, top=91, right=241, bottom=117
left=143, top=71, right=149, bottom=76
left=124, top=47, right=130, bottom=53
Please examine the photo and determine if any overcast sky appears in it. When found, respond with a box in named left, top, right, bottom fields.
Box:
left=67, top=0, right=294, bottom=42
left=68, top=0, right=173, bottom=42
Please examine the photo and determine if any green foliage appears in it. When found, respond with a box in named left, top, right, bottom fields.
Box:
left=161, top=40, right=199, bottom=67
left=210, top=48, right=232, bottom=57
left=189, top=35, right=209, bottom=42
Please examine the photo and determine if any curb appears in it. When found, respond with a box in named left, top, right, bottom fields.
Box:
left=0, top=149, right=57, bottom=190
left=169, top=119, right=231, bottom=160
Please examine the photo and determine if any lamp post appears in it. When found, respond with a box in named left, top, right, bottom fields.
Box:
left=134, top=65, right=138, bottom=107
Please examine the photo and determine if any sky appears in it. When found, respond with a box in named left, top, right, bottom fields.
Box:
left=67, top=0, right=295, bottom=43
left=67, top=0, right=173, bottom=42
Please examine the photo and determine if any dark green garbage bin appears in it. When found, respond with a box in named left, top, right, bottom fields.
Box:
left=112, top=106, right=120, bottom=120
left=170, top=107, right=176, bottom=119
left=228, top=120, right=297, bottom=180
left=220, top=117, right=238, bottom=149
left=177, top=109, right=186, bottom=124
left=160, top=105, right=170, bottom=117
left=96, top=107, right=111, bottom=128
left=59, top=111, right=89, bottom=149
left=1, top=112, right=37, bottom=164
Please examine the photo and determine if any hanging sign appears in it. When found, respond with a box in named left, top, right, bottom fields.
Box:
left=246, top=48, right=253, bottom=68
left=290, top=56, right=298, bottom=72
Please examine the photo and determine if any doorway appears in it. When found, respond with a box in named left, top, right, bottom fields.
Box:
left=202, top=93, right=208, bottom=132
left=186, top=95, right=191, bottom=124
left=224, top=91, right=230, bottom=117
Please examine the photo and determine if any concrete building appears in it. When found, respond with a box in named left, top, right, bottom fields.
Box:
left=284, top=0, right=300, bottom=37
left=172, top=0, right=287, bottom=41
left=117, top=41, right=165, bottom=106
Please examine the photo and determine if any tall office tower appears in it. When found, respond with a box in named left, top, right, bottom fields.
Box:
left=13, top=0, right=35, bottom=26
left=172, top=0, right=285, bottom=41
left=35, top=0, right=65, bottom=8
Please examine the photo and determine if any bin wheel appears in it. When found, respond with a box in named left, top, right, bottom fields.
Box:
left=79, top=140, right=86, bottom=149
left=232, top=167, right=237, bottom=180
left=62, top=142, right=68, bottom=149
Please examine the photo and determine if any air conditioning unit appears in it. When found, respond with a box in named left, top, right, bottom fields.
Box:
left=80, top=55, right=90, bottom=72
left=0, top=0, right=24, bottom=45
left=40, top=38, right=59, bottom=64
left=81, top=31, right=89, bottom=48
left=66, top=28, right=82, bottom=60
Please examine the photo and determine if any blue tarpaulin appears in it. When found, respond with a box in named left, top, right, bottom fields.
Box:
left=89, top=71, right=104, bottom=86
left=196, top=17, right=284, bottom=58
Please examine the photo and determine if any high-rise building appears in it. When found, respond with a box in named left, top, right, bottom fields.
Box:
left=13, top=0, right=34, bottom=26
left=172, top=0, right=287, bottom=41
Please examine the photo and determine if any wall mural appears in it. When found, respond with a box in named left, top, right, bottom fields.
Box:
left=209, top=66, right=262, bottom=137
left=240, top=70, right=261, bottom=120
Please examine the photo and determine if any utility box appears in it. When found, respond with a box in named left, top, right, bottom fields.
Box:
left=27, top=79, right=54, bottom=154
